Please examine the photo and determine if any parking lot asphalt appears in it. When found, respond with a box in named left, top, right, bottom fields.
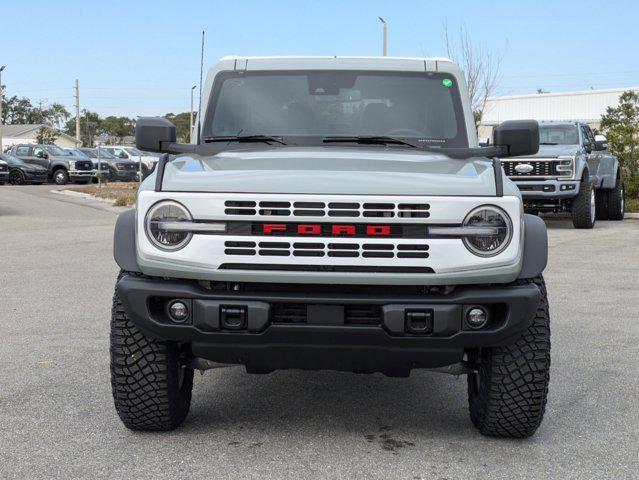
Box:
left=0, top=185, right=637, bottom=480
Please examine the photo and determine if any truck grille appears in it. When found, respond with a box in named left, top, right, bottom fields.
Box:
left=271, top=303, right=382, bottom=325
left=224, top=200, right=430, bottom=218
left=501, top=160, right=560, bottom=177
left=224, top=241, right=429, bottom=259
left=76, top=160, right=93, bottom=171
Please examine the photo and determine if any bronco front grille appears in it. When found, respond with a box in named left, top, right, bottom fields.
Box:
left=224, top=200, right=430, bottom=218
left=501, top=160, right=560, bottom=177
left=224, top=241, right=429, bottom=259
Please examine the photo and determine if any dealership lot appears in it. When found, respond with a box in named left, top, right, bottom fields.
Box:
left=0, top=185, right=637, bottom=480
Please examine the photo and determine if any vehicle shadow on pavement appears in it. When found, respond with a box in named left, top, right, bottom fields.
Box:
left=181, top=368, right=477, bottom=445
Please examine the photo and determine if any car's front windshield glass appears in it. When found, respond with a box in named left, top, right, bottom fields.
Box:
left=125, top=148, right=141, bottom=156
left=539, top=125, right=579, bottom=145
left=71, top=149, right=90, bottom=159
left=0, top=153, right=25, bottom=165
left=92, top=149, right=115, bottom=159
left=205, top=70, right=468, bottom=147
left=44, top=145, right=67, bottom=155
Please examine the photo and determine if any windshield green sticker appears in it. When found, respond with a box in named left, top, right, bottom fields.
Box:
left=442, top=78, right=453, bottom=88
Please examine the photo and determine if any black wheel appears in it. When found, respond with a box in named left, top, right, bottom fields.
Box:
left=571, top=177, right=596, bottom=229
left=467, top=275, right=550, bottom=438
left=607, top=178, right=624, bottom=221
left=110, top=272, right=194, bottom=431
left=595, top=189, right=609, bottom=220
left=9, top=170, right=26, bottom=185
left=53, top=169, right=69, bottom=185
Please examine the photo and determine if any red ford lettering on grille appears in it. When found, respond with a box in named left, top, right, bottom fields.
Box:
left=263, top=224, right=287, bottom=234
left=261, top=224, right=392, bottom=236
left=366, top=225, right=391, bottom=236
left=298, top=224, right=322, bottom=235
left=332, top=225, right=356, bottom=235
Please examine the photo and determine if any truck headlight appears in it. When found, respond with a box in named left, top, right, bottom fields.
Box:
left=462, top=206, right=513, bottom=257
left=556, top=156, right=574, bottom=178
left=68, top=160, right=76, bottom=169
left=145, top=200, right=193, bottom=250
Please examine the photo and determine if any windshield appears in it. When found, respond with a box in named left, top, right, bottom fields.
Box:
left=539, top=125, right=579, bottom=145
left=70, top=149, right=90, bottom=159
left=82, top=149, right=115, bottom=159
left=0, top=153, right=25, bottom=165
left=205, top=71, right=467, bottom=147
left=44, top=145, right=68, bottom=156
left=125, top=147, right=142, bottom=156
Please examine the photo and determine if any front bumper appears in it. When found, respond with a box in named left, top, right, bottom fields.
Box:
left=112, top=169, right=138, bottom=180
left=0, top=171, right=8, bottom=182
left=69, top=169, right=95, bottom=181
left=116, top=275, right=541, bottom=374
left=511, top=178, right=580, bottom=200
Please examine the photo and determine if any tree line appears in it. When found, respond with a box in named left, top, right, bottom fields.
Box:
left=1, top=91, right=192, bottom=145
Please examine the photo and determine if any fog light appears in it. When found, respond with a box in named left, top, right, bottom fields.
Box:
left=466, top=307, right=488, bottom=329
left=168, top=301, right=189, bottom=323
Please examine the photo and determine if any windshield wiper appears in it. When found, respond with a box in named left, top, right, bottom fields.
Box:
left=322, top=135, right=419, bottom=149
left=539, top=142, right=558, bottom=145
left=203, top=135, right=286, bottom=145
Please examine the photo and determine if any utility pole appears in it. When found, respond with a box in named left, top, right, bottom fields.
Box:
left=190, top=85, right=197, bottom=143
left=74, top=79, right=80, bottom=145
left=0, top=66, right=5, bottom=153
left=378, top=17, right=387, bottom=56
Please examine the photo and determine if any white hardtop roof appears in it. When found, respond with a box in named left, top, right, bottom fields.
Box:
left=220, top=55, right=453, bottom=62
left=212, top=56, right=456, bottom=73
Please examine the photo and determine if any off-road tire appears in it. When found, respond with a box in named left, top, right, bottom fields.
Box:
left=571, top=177, right=595, bottom=229
left=53, top=168, right=69, bottom=185
left=467, top=275, right=550, bottom=438
left=595, top=189, right=609, bottom=220
left=110, top=272, right=194, bottom=431
left=607, top=179, right=624, bottom=221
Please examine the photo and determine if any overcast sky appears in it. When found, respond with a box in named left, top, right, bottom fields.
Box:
left=2, top=0, right=638, bottom=118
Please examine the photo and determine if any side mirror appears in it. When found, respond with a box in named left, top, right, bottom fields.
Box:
left=36, top=151, right=47, bottom=159
left=493, top=120, right=539, bottom=157
left=594, top=135, right=608, bottom=151
left=135, top=117, right=176, bottom=153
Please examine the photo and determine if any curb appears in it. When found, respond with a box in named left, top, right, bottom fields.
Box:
left=50, top=188, right=129, bottom=213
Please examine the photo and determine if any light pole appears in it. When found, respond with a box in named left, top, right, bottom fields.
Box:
left=0, top=66, right=5, bottom=153
left=190, top=85, right=197, bottom=142
left=378, top=17, right=387, bottom=56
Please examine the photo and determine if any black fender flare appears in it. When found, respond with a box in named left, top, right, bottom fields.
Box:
left=113, top=209, right=141, bottom=272
left=518, top=214, right=548, bottom=279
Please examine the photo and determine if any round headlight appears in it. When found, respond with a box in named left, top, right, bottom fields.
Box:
left=145, top=200, right=193, bottom=250
left=462, top=206, right=513, bottom=257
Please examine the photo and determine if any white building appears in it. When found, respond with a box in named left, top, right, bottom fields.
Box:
left=1, top=124, right=82, bottom=150
left=478, top=87, right=639, bottom=138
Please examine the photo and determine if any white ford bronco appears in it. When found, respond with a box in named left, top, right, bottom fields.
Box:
left=111, top=56, right=550, bottom=438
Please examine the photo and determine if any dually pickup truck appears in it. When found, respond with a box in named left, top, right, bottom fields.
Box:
left=111, top=56, right=550, bottom=438
left=501, top=121, right=624, bottom=228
